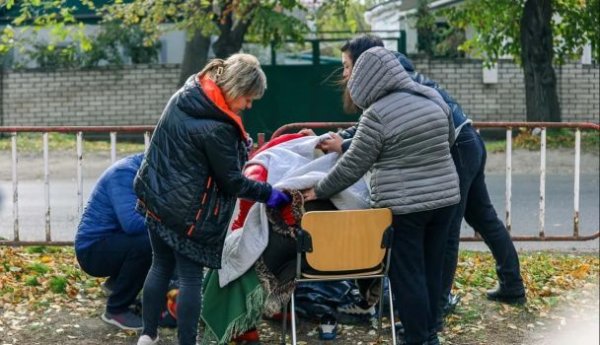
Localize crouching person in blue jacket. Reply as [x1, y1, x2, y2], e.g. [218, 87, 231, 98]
[75, 153, 149, 331]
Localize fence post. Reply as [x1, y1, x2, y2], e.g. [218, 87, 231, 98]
[505, 128, 512, 232]
[271, 42, 277, 66]
[573, 128, 581, 238]
[312, 40, 320, 65]
[397, 30, 407, 54]
[77, 132, 84, 220]
[43, 132, 51, 241]
[11, 132, 19, 241]
[110, 132, 117, 164]
[539, 128, 546, 238]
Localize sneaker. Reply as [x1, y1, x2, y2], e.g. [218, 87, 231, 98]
[137, 334, 159, 345]
[442, 293, 461, 316]
[101, 310, 143, 331]
[394, 321, 406, 343]
[318, 314, 337, 341]
[337, 301, 376, 316]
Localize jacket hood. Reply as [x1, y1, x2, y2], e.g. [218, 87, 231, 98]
[176, 74, 248, 140]
[348, 47, 450, 116]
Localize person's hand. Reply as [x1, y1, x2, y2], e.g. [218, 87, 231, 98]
[302, 188, 317, 201]
[318, 133, 343, 153]
[266, 188, 291, 208]
[299, 128, 316, 136]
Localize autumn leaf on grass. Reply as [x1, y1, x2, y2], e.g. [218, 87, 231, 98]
[571, 264, 590, 279]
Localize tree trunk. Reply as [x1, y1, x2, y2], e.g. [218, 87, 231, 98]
[177, 30, 211, 87]
[212, 8, 252, 59]
[520, 0, 561, 122]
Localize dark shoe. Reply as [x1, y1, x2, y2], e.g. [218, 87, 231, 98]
[428, 330, 440, 345]
[395, 322, 406, 344]
[442, 293, 461, 316]
[101, 310, 143, 331]
[486, 285, 526, 305]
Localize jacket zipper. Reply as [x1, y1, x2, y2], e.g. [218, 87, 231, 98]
[213, 186, 220, 216]
[187, 176, 212, 237]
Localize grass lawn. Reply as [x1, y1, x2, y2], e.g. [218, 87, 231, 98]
[1, 128, 598, 154]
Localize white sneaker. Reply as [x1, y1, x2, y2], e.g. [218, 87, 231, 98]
[137, 334, 159, 345]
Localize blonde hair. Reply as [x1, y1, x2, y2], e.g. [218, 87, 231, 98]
[199, 53, 267, 100]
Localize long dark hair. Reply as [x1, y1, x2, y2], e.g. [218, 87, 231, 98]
[340, 35, 385, 114]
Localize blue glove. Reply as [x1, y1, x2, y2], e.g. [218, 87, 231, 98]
[266, 188, 291, 208]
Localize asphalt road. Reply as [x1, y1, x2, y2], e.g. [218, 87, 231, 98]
[0, 173, 597, 243]
[0, 149, 598, 250]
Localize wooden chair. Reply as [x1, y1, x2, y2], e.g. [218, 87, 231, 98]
[281, 208, 396, 345]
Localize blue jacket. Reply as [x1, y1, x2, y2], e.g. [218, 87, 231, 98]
[75, 153, 146, 251]
[394, 52, 470, 132]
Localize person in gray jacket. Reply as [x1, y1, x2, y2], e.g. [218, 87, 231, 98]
[322, 35, 526, 320]
[303, 47, 460, 345]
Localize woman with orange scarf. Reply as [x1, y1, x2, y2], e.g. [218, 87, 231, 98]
[134, 54, 290, 345]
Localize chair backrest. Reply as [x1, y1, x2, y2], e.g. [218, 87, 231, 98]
[299, 208, 392, 275]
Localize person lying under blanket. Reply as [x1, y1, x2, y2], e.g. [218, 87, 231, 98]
[200, 133, 374, 344]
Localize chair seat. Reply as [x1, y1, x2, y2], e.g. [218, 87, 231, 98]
[300, 267, 384, 280]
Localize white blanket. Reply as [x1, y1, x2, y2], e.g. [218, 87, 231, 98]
[218, 135, 370, 287]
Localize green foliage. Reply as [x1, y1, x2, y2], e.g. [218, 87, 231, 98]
[314, 0, 369, 33]
[1, 1, 160, 69]
[83, 21, 161, 66]
[415, 0, 437, 56]
[513, 128, 600, 152]
[23, 41, 82, 69]
[27, 263, 50, 275]
[25, 245, 50, 254]
[443, 0, 598, 65]
[49, 275, 68, 294]
[24, 276, 41, 287]
[415, 0, 465, 58]
[2, 0, 349, 70]
[246, 4, 308, 47]
[0, 0, 93, 60]
[103, 0, 314, 49]
[485, 128, 599, 153]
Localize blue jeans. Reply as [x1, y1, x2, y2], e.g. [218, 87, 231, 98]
[142, 221, 204, 345]
[441, 125, 524, 307]
[76, 231, 151, 314]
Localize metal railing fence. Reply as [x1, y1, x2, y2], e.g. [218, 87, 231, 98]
[271, 121, 600, 242]
[0, 121, 598, 245]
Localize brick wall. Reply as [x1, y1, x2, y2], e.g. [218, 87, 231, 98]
[1, 64, 180, 126]
[1, 61, 598, 131]
[411, 59, 599, 123]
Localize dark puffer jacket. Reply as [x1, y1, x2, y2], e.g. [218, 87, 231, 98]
[134, 74, 272, 268]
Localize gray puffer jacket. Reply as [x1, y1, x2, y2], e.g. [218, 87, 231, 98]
[315, 47, 460, 214]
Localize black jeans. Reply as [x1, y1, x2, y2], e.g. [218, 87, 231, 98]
[441, 125, 525, 307]
[76, 231, 152, 314]
[389, 205, 455, 344]
[141, 223, 204, 345]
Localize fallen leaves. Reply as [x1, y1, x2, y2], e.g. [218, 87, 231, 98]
[0, 247, 597, 345]
[0, 246, 104, 315]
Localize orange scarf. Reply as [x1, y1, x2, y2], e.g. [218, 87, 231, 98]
[198, 75, 249, 140]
